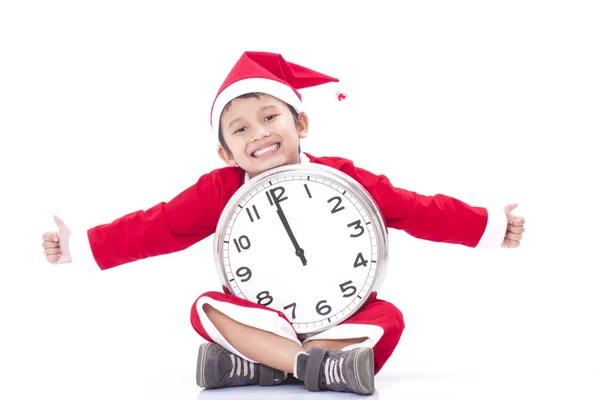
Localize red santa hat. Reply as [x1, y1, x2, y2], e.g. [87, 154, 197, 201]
[210, 51, 339, 137]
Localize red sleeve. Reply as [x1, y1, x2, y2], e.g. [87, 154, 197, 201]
[307, 155, 488, 247]
[87, 166, 244, 270]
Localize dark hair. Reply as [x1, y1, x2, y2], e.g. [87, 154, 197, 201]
[218, 92, 300, 155]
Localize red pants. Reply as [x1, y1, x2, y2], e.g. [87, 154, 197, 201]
[190, 291, 405, 375]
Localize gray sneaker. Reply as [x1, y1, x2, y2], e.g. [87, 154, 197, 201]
[296, 347, 375, 395]
[196, 343, 286, 389]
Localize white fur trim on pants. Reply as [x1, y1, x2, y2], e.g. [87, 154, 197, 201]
[302, 324, 385, 351]
[196, 296, 302, 363]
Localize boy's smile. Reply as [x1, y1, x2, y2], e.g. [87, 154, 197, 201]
[218, 93, 309, 178]
[250, 141, 280, 159]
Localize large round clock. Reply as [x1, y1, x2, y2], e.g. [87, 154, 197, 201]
[213, 162, 389, 335]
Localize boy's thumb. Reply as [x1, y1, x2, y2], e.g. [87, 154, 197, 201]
[54, 215, 67, 230]
[503, 203, 518, 215]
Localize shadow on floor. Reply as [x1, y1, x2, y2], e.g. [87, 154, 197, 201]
[197, 378, 379, 399]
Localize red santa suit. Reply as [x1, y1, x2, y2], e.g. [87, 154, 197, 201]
[71, 152, 507, 375]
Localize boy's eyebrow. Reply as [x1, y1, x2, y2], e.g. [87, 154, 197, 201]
[227, 105, 279, 129]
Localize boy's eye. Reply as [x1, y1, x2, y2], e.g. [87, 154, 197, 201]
[264, 115, 277, 122]
[233, 127, 246, 134]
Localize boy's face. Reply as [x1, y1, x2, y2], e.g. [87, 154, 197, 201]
[218, 94, 309, 178]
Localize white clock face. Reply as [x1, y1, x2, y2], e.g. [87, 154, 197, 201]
[217, 169, 384, 334]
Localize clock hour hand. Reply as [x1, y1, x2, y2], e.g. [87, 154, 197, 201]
[275, 207, 307, 266]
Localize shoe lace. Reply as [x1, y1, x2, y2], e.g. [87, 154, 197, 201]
[229, 353, 255, 379]
[324, 356, 346, 385]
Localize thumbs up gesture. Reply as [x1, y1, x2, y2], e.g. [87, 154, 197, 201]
[41, 216, 73, 264]
[502, 203, 525, 248]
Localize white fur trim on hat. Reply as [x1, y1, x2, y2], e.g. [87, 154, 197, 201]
[211, 78, 304, 137]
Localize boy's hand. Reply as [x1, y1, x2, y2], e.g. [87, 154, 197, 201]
[502, 203, 525, 248]
[42, 215, 73, 264]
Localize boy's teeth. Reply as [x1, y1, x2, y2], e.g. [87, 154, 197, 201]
[253, 143, 279, 157]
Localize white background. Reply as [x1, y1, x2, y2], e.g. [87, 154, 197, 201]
[1, 1, 599, 399]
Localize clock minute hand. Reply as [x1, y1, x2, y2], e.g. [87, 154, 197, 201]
[275, 204, 307, 266]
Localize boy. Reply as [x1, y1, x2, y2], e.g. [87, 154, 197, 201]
[41, 51, 525, 396]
